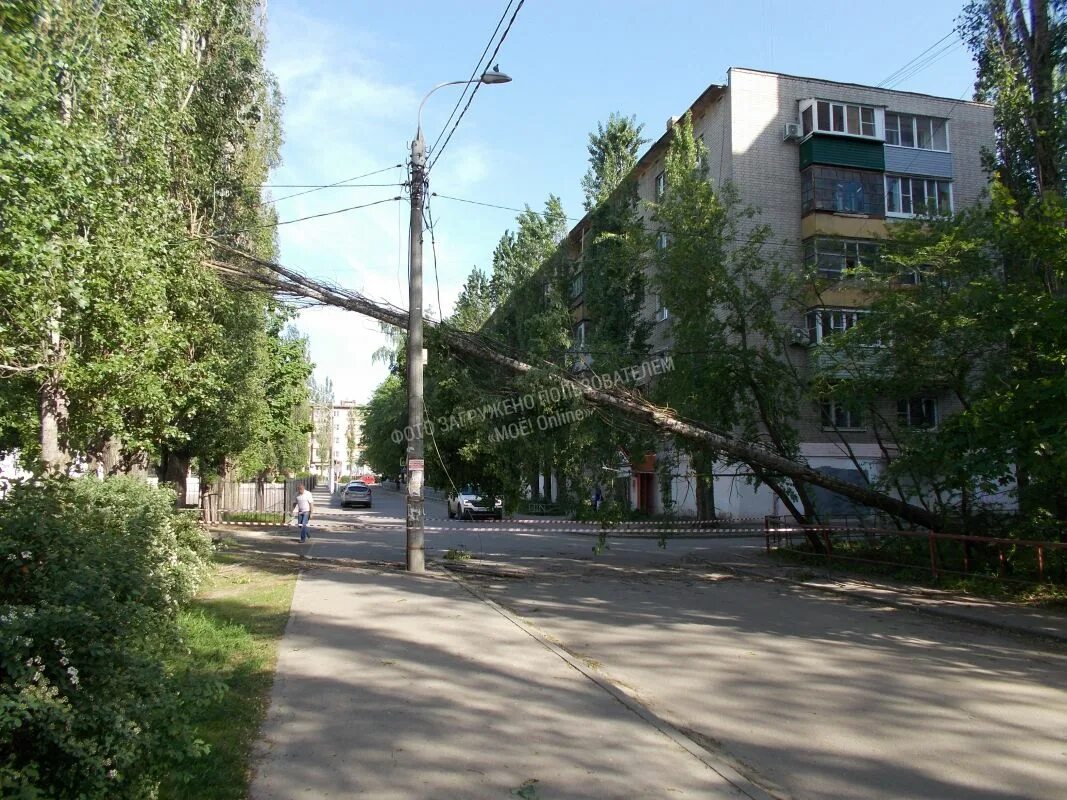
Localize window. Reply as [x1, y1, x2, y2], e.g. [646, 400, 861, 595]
[806, 308, 869, 344]
[820, 398, 865, 430]
[655, 297, 669, 322]
[897, 396, 939, 428]
[885, 175, 952, 216]
[885, 113, 949, 151]
[803, 238, 880, 279]
[801, 99, 880, 138]
[801, 166, 886, 216]
[574, 320, 587, 348]
[655, 231, 669, 251]
[569, 271, 584, 300]
[654, 171, 666, 199]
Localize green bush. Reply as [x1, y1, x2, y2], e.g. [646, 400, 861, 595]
[0, 477, 215, 798]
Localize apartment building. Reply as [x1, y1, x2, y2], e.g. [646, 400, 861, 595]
[565, 67, 994, 518]
[309, 400, 367, 479]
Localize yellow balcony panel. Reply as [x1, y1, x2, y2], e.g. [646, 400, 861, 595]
[803, 286, 873, 308]
[801, 213, 888, 240]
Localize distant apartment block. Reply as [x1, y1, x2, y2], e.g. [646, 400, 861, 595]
[310, 400, 366, 478]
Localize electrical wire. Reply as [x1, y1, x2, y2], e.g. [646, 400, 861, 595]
[205, 196, 402, 240]
[428, 0, 516, 157]
[883, 41, 965, 90]
[425, 198, 445, 322]
[877, 31, 956, 87]
[261, 165, 403, 205]
[430, 191, 946, 256]
[262, 182, 402, 189]
[428, 0, 525, 173]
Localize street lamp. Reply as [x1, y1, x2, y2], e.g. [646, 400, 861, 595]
[405, 67, 511, 573]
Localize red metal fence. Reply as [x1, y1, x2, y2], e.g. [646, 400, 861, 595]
[764, 517, 1067, 584]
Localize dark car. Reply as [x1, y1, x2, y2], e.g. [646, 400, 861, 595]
[341, 480, 372, 508]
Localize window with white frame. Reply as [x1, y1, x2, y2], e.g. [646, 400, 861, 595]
[885, 175, 953, 216]
[884, 113, 949, 151]
[820, 397, 865, 430]
[897, 395, 939, 428]
[800, 99, 880, 138]
[803, 238, 880, 279]
[574, 320, 587, 348]
[655, 296, 669, 322]
[805, 308, 870, 344]
[655, 231, 669, 251]
[654, 171, 666, 199]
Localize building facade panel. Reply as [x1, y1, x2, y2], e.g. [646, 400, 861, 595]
[884, 145, 954, 179]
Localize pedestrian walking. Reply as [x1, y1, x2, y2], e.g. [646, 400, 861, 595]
[593, 484, 603, 512]
[292, 484, 314, 543]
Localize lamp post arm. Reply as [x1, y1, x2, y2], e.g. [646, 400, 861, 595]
[416, 79, 477, 139]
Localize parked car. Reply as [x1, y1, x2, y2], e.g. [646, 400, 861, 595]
[341, 480, 372, 508]
[448, 485, 503, 520]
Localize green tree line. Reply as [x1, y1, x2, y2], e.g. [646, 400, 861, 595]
[0, 0, 313, 497]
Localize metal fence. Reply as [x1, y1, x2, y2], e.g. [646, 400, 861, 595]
[764, 517, 1067, 584]
[197, 475, 317, 523]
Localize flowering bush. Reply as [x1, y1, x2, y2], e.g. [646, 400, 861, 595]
[0, 477, 215, 798]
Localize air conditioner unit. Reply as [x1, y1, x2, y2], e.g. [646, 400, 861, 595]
[790, 325, 811, 347]
[783, 122, 803, 142]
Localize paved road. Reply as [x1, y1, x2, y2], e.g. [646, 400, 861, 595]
[252, 485, 1067, 799]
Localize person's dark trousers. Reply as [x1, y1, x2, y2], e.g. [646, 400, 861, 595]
[297, 511, 310, 542]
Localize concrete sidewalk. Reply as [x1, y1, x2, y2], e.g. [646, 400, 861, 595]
[250, 561, 768, 800]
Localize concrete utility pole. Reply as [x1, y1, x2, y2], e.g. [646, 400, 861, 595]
[405, 67, 511, 573]
[405, 133, 427, 572]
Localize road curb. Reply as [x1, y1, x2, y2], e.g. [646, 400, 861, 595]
[440, 566, 788, 800]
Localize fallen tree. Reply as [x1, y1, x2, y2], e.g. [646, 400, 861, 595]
[207, 241, 945, 531]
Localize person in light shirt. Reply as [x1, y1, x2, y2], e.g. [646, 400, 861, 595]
[292, 485, 314, 543]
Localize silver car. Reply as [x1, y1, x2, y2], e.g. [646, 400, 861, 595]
[341, 480, 372, 508]
[448, 485, 503, 520]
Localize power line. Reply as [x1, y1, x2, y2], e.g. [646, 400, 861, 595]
[428, 0, 525, 173]
[432, 191, 585, 222]
[424, 198, 444, 322]
[431, 190, 946, 256]
[884, 41, 965, 90]
[261, 165, 403, 205]
[428, 0, 515, 156]
[877, 31, 956, 87]
[203, 196, 401, 241]
[262, 182, 401, 189]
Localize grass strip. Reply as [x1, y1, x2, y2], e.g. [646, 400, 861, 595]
[160, 537, 299, 800]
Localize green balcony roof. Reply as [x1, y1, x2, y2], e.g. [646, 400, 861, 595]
[800, 135, 885, 172]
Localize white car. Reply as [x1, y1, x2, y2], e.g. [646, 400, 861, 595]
[448, 485, 503, 520]
[341, 480, 372, 508]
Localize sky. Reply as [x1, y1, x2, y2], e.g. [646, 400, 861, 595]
[264, 0, 981, 405]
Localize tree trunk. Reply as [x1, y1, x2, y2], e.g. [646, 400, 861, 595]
[210, 251, 950, 531]
[38, 374, 68, 475]
[695, 472, 716, 521]
[98, 434, 122, 476]
[255, 473, 266, 512]
[38, 308, 69, 474]
[162, 450, 191, 507]
[199, 478, 217, 524]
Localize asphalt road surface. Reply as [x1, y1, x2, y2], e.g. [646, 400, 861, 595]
[270, 485, 1067, 799]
